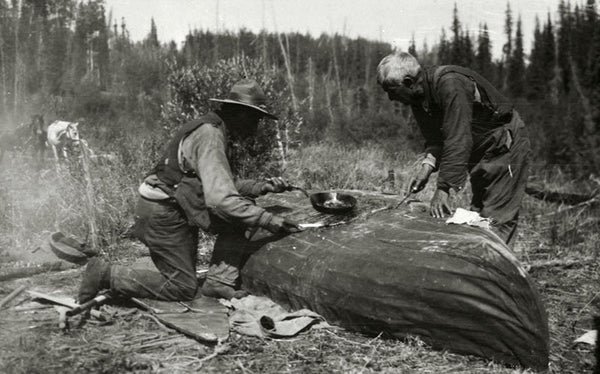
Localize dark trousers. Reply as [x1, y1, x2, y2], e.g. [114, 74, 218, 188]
[470, 113, 531, 249]
[111, 197, 199, 300]
[110, 197, 249, 300]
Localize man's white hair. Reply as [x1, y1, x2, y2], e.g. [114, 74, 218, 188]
[376, 52, 421, 85]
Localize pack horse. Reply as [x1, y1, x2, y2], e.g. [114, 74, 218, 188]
[47, 121, 86, 163]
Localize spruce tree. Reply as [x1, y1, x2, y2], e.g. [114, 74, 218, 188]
[476, 23, 493, 80]
[542, 14, 558, 103]
[501, 2, 513, 92]
[0, 0, 9, 115]
[508, 16, 525, 97]
[146, 17, 159, 48]
[582, 0, 597, 74]
[584, 0, 598, 85]
[408, 33, 417, 58]
[42, 0, 73, 95]
[557, 0, 572, 92]
[450, 3, 462, 65]
[542, 14, 557, 77]
[438, 28, 450, 64]
[462, 31, 474, 68]
[526, 17, 546, 99]
[503, 2, 513, 62]
[68, 0, 109, 87]
[589, 21, 600, 126]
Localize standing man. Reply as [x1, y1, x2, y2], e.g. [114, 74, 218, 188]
[377, 52, 530, 248]
[78, 79, 302, 302]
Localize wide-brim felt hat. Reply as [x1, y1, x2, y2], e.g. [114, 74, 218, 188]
[210, 79, 278, 120]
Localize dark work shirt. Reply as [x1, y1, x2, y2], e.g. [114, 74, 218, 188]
[180, 123, 272, 228]
[411, 65, 514, 191]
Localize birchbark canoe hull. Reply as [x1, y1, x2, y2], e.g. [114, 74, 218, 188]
[241, 191, 549, 370]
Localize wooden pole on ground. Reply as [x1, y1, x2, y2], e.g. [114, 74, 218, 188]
[0, 285, 27, 309]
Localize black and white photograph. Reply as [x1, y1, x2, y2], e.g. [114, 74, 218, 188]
[0, 0, 599, 372]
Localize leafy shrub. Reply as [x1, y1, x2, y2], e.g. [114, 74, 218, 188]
[161, 56, 302, 177]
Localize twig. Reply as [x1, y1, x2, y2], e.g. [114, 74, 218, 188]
[165, 355, 204, 363]
[199, 342, 230, 363]
[366, 332, 383, 346]
[124, 332, 162, 345]
[236, 359, 255, 374]
[140, 312, 172, 332]
[324, 329, 371, 347]
[131, 297, 163, 314]
[138, 336, 183, 350]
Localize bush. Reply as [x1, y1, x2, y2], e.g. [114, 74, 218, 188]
[161, 56, 302, 178]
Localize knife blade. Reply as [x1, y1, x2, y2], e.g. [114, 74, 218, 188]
[288, 185, 310, 198]
[298, 221, 346, 229]
[394, 192, 413, 209]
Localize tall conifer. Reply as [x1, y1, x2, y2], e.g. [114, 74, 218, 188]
[476, 23, 493, 80]
[508, 16, 525, 97]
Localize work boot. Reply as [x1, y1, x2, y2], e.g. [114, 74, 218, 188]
[201, 279, 248, 299]
[78, 258, 111, 304]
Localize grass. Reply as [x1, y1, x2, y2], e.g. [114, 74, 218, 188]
[0, 141, 599, 373]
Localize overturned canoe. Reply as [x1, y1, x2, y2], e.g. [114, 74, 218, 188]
[241, 190, 549, 371]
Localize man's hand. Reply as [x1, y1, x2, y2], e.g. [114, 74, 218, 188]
[261, 177, 291, 194]
[407, 164, 434, 194]
[265, 215, 304, 234]
[430, 189, 452, 218]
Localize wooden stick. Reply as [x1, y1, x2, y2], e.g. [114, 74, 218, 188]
[526, 257, 596, 270]
[27, 290, 104, 320]
[0, 285, 27, 309]
[80, 141, 99, 251]
[307, 57, 315, 117]
[130, 297, 164, 314]
[275, 29, 298, 114]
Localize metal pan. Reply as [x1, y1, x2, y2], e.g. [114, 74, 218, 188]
[310, 192, 357, 214]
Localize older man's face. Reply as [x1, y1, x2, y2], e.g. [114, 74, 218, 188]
[381, 81, 419, 105]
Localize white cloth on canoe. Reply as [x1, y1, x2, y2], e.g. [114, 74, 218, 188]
[221, 295, 329, 338]
[574, 330, 597, 346]
[446, 208, 491, 229]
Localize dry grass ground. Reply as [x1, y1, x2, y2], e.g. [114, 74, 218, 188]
[0, 146, 599, 373]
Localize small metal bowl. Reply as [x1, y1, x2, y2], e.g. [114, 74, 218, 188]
[310, 192, 357, 214]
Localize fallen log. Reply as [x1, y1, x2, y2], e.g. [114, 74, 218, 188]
[526, 257, 596, 270]
[240, 190, 549, 371]
[0, 261, 75, 282]
[525, 185, 597, 205]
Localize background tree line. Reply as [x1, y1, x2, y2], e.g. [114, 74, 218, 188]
[0, 0, 598, 175]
